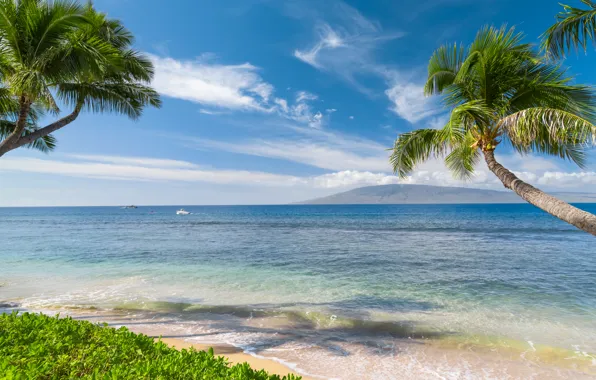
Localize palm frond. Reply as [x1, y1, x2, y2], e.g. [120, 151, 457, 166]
[57, 81, 161, 120]
[30, 0, 86, 60]
[82, 6, 133, 49]
[118, 49, 154, 82]
[498, 107, 596, 146]
[444, 131, 481, 180]
[424, 43, 466, 96]
[39, 35, 122, 82]
[468, 25, 532, 57]
[507, 130, 588, 169]
[542, 0, 596, 59]
[390, 129, 450, 178]
[0, 0, 21, 63]
[448, 100, 495, 132]
[507, 60, 596, 120]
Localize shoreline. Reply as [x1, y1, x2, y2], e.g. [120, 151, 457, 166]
[0, 305, 316, 379]
[13, 307, 319, 379]
[157, 337, 315, 380]
[3, 305, 596, 379]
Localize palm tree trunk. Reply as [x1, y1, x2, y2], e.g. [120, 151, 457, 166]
[0, 97, 31, 157]
[483, 149, 596, 236]
[10, 105, 82, 153]
[0, 101, 83, 158]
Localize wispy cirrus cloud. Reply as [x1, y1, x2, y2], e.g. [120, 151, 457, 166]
[2, 154, 593, 193]
[199, 139, 391, 171]
[0, 155, 401, 190]
[0, 156, 301, 186]
[291, 0, 440, 124]
[294, 24, 347, 69]
[189, 118, 394, 172]
[68, 154, 199, 169]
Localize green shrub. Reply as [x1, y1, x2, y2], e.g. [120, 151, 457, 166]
[0, 312, 301, 380]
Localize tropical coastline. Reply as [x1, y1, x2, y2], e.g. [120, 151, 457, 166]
[2, 204, 595, 379]
[2, 0, 596, 378]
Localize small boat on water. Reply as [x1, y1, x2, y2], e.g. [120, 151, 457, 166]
[176, 209, 190, 215]
[122, 205, 137, 209]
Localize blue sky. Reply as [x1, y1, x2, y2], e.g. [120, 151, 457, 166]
[1, 0, 596, 206]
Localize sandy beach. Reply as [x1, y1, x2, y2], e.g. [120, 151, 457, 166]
[158, 338, 312, 379]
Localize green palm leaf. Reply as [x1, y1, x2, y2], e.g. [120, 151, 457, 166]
[444, 132, 481, 180]
[0, 0, 160, 156]
[392, 24, 596, 182]
[543, 0, 596, 59]
[425, 43, 466, 96]
[390, 129, 449, 179]
[499, 107, 595, 146]
[57, 81, 161, 120]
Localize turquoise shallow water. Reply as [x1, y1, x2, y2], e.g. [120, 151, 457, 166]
[1, 204, 595, 379]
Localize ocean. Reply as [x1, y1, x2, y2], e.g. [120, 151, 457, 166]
[1, 204, 595, 379]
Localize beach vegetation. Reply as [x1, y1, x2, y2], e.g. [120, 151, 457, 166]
[0, 0, 160, 157]
[0, 312, 300, 379]
[390, 25, 596, 235]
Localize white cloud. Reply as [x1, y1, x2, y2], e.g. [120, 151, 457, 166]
[294, 24, 346, 69]
[310, 111, 324, 128]
[0, 155, 399, 189]
[274, 98, 289, 113]
[0, 156, 302, 186]
[150, 54, 325, 128]
[538, 171, 596, 187]
[2, 152, 595, 207]
[312, 170, 400, 188]
[0, 154, 491, 191]
[384, 80, 439, 123]
[500, 155, 561, 172]
[427, 115, 449, 130]
[296, 91, 318, 103]
[199, 139, 390, 171]
[292, 1, 442, 124]
[283, 97, 326, 128]
[198, 109, 227, 115]
[68, 154, 199, 169]
[294, 20, 402, 94]
[150, 55, 271, 111]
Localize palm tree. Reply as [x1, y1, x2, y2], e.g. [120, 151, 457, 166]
[0, 0, 161, 157]
[390, 26, 596, 235]
[543, 0, 596, 59]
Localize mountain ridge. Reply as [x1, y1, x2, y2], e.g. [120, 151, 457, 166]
[297, 184, 596, 204]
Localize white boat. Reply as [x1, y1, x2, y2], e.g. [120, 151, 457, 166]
[176, 209, 190, 215]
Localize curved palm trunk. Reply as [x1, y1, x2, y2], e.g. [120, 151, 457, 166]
[484, 150, 596, 236]
[0, 97, 31, 157]
[11, 105, 82, 152]
[0, 103, 82, 158]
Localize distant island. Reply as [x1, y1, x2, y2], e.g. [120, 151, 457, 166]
[297, 184, 596, 205]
